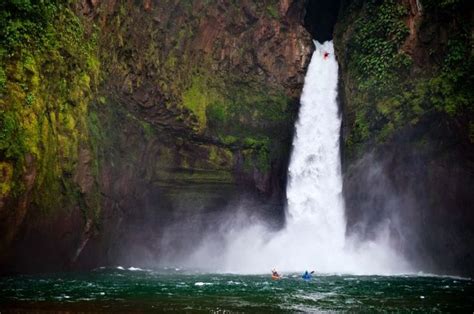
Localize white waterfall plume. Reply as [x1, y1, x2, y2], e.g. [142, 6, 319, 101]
[183, 41, 411, 275]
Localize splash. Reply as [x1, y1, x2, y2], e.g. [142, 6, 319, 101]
[183, 41, 411, 275]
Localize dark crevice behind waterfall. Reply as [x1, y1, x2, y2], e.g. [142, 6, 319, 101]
[303, 0, 341, 42]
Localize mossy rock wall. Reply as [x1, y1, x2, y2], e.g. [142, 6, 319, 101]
[0, 0, 313, 272]
[0, 1, 102, 272]
[93, 0, 311, 183]
[334, 0, 474, 276]
[82, 0, 312, 265]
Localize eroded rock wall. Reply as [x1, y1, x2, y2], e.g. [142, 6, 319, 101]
[0, 0, 313, 272]
[0, 1, 101, 273]
[334, 0, 474, 275]
[82, 0, 313, 266]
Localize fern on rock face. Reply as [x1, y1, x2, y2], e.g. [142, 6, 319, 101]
[335, 0, 473, 157]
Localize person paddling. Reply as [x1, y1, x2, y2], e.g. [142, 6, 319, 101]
[302, 270, 314, 280]
[271, 269, 281, 280]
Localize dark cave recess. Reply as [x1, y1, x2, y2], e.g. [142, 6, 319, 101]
[304, 0, 341, 42]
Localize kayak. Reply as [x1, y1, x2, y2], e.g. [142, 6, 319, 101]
[301, 273, 313, 280]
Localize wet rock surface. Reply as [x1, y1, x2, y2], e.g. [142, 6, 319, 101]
[0, 0, 313, 272]
[335, 0, 474, 276]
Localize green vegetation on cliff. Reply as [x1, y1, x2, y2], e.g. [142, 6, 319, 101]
[336, 0, 473, 157]
[0, 0, 100, 215]
[179, 66, 292, 174]
[337, 0, 474, 277]
[100, 0, 300, 176]
[0, 0, 310, 271]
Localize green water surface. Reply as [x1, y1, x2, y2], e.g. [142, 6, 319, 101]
[0, 267, 473, 312]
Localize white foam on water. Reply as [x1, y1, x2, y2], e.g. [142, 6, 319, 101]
[128, 267, 145, 271]
[194, 282, 212, 286]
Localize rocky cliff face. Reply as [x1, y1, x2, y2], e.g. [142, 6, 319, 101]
[0, 0, 312, 272]
[85, 0, 313, 267]
[0, 1, 101, 273]
[334, 0, 473, 275]
[3, 0, 471, 277]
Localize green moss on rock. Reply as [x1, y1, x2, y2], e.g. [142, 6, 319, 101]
[336, 0, 473, 158]
[0, 1, 101, 217]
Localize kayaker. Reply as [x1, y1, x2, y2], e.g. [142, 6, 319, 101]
[302, 270, 314, 280]
[272, 269, 280, 278]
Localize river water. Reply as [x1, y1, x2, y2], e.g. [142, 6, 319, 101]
[1, 267, 473, 312]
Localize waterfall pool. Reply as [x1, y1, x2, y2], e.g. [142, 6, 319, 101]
[1, 267, 473, 312]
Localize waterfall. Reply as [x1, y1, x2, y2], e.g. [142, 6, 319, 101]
[186, 41, 411, 274]
[272, 40, 347, 271]
[286, 40, 345, 248]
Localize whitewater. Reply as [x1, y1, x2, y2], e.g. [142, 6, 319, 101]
[183, 41, 411, 275]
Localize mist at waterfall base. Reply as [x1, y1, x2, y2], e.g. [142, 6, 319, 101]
[175, 41, 411, 275]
